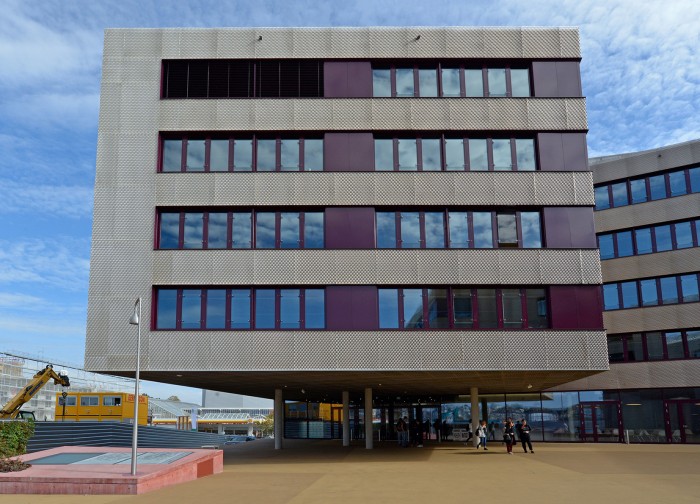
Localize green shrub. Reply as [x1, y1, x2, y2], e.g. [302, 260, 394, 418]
[0, 419, 35, 458]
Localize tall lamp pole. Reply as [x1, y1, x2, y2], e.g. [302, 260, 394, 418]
[129, 297, 142, 476]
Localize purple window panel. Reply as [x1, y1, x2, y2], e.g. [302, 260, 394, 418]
[324, 133, 374, 172]
[531, 61, 582, 97]
[325, 286, 379, 330]
[555, 61, 583, 97]
[543, 207, 597, 248]
[323, 62, 372, 98]
[537, 133, 588, 171]
[549, 286, 604, 330]
[325, 207, 376, 249]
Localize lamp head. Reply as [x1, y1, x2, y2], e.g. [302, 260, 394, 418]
[129, 298, 141, 325]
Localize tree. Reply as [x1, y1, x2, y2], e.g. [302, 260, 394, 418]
[260, 413, 274, 437]
[167, 395, 180, 402]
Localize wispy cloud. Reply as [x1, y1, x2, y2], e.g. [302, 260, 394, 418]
[0, 180, 92, 219]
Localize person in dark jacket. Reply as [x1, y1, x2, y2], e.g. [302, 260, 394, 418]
[520, 418, 534, 453]
[503, 418, 515, 454]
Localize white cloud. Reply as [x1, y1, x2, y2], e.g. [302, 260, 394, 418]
[0, 180, 92, 219]
[0, 292, 44, 307]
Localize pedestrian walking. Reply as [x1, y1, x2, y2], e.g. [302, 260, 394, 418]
[520, 418, 534, 453]
[396, 417, 406, 447]
[515, 419, 523, 442]
[476, 420, 488, 450]
[434, 418, 442, 442]
[503, 418, 515, 454]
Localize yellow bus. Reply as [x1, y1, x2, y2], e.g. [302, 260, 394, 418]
[55, 392, 149, 425]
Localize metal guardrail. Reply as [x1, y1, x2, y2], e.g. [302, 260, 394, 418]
[26, 421, 227, 453]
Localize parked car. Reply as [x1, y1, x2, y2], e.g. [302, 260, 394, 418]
[224, 435, 248, 445]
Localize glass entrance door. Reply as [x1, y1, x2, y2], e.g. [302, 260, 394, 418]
[579, 402, 623, 442]
[665, 400, 700, 444]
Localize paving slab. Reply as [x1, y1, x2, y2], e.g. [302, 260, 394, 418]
[1, 440, 699, 504]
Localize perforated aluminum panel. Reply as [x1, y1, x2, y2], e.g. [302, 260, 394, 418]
[603, 303, 700, 335]
[601, 248, 700, 282]
[594, 193, 700, 233]
[105, 27, 581, 60]
[156, 172, 595, 208]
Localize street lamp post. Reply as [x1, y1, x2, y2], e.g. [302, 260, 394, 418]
[128, 297, 142, 476]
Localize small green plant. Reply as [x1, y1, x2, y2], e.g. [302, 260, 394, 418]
[0, 419, 35, 472]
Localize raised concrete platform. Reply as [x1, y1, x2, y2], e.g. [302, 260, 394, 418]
[0, 446, 223, 495]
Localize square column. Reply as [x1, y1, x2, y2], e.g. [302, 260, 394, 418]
[342, 391, 350, 447]
[470, 386, 479, 448]
[274, 388, 284, 450]
[364, 387, 373, 449]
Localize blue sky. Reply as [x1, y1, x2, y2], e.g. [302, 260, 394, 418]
[0, 0, 698, 403]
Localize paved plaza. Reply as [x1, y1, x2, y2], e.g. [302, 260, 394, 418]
[4, 439, 700, 503]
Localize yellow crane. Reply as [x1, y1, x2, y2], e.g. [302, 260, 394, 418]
[0, 364, 70, 420]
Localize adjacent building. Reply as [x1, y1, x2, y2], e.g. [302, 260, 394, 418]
[86, 27, 607, 448]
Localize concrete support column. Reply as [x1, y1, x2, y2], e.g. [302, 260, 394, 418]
[364, 387, 373, 449]
[274, 388, 284, 450]
[470, 386, 479, 447]
[217, 424, 224, 435]
[481, 398, 489, 423]
[342, 391, 350, 447]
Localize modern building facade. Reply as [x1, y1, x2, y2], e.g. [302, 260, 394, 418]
[549, 139, 700, 443]
[86, 27, 607, 448]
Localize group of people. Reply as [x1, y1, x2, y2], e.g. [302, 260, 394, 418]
[503, 418, 535, 454]
[395, 416, 425, 447]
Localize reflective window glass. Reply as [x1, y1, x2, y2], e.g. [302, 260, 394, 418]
[397, 139, 418, 171]
[233, 139, 253, 171]
[255, 290, 275, 329]
[515, 139, 535, 171]
[444, 138, 465, 171]
[280, 289, 300, 329]
[608, 335, 625, 362]
[510, 69, 530, 97]
[660, 276, 679, 304]
[630, 178, 647, 203]
[646, 332, 664, 360]
[421, 139, 441, 171]
[487, 68, 506, 96]
[441, 68, 461, 96]
[303, 212, 324, 248]
[649, 175, 666, 200]
[418, 69, 438, 97]
[640, 279, 658, 306]
[680, 274, 699, 302]
[492, 139, 512, 170]
[160, 213, 180, 249]
[378, 289, 399, 328]
[617, 231, 633, 257]
[654, 225, 672, 251]
[183, 212, 204, 249]
[231, 289, 250, 329]
[186, 139, 205, 171]
[232, 212, 252, 248]
[520, 212, 541, 248]
[603, 283, 620, 310]
[305, 289, 325, 329]
[304, 139, 323, 171]
[635, 228, 652, 255]
[427, 289, 448, 328]
[477, 289, 497, 328]
[675, 222, 693, 249]
[598, 234, 615, 259]
[473, 212, 493, 248]
[611, 182, 629, 207]
[453, 289, 473, 328]
[468, 139, 488, 171]
[594, 186, 610, 210]
[395, 68, 415, 97]
[156, 289, 177, 329]
[255, 212, 276, 248]
[502, 289, 522, 328]
[526, 288, 548, 328]
[372, 69, 391, 97]
[280, 139, 300, 171]
[687, 330, 700, 359]
[400, 212, 421, 248]
[621, 281, 639, 308]
[424, 212, 446, 248]
[181, 289, 202, 329]
[690, 167, 700, 193]
[376, 212, 397, 248]
[207, 213, 228, 249]
[668, 170, 687, 196]
[403, 289, 424, 329]
[496, 213, 517, 247]
[464, 69, 483, 97]
[374, 139, 394, 171]
[665, 332, 685, 359]
[206, 289, 226, 329]
[256, 139, 276, 171]
[162, 139, 182, 172]
[627, 333, 644, 361]
[210, 140, 229, 171]
[280, 212, 300, 249]
[448, 211, 469, 248]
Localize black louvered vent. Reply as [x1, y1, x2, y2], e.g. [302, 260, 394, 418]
[163, 60, 324, 98]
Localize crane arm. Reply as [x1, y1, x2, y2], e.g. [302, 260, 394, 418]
[0, 364, 70, 419]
